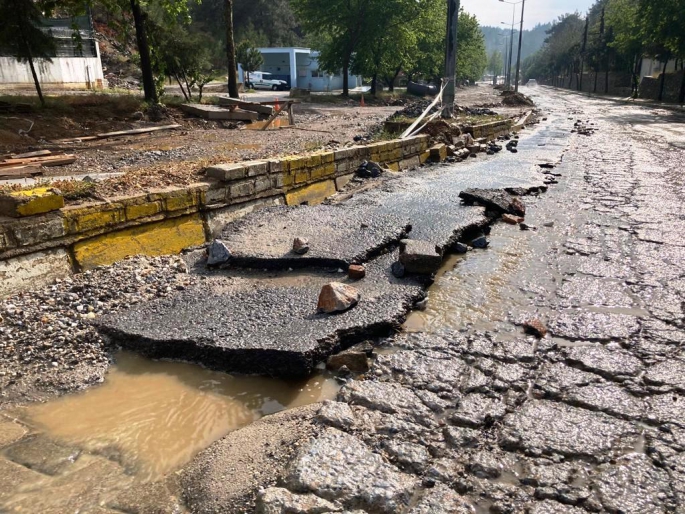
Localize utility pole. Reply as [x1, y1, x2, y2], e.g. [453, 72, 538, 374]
[507, 24, 515, 88]
[442, 0, 460, 118]
[514, 0, 525, 92]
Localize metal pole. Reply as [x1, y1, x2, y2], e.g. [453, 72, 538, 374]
[442, 0, 460, 118]
[508, 26, 514, 87]
[514, 0, 525, 92]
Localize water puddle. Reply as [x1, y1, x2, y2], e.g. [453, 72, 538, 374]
[404, 227, 539, 333]
[16, 352, 339, 482]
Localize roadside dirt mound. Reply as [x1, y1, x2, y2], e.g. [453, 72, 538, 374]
[501, 91, 535, 107]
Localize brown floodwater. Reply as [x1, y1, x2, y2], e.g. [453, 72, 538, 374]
[21, 352, 339, 481]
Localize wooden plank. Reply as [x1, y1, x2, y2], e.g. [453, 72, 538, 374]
[10, 150, 52, 159]
[257, 100, 301, 105]
[0, 165, 42, 179]
[217, 97, 274, 115]
[51, 135, 100, 144]
[0, 154, 76, 168]
[260, 109, 283, 131]
[96, 124, 181, 139]
[180, 104, 258, 121]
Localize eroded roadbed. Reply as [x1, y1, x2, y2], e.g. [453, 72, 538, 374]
[98, 254, 426, 377]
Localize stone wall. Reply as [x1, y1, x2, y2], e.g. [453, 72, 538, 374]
[0, 135, 432, 296]
[638, 70, 685, 103]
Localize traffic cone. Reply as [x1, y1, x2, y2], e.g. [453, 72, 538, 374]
[274, 98, 280, 111]
[360, 94, 365, 107]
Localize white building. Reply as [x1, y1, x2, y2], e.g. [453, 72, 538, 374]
[0, 16, 105, 91]
[238, 47, 361, 92]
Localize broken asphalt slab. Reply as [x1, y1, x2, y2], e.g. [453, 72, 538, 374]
[220, 203, 411, 269]
[96, 253, 425, 378]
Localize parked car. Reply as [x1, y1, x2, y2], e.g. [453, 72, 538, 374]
[245, 72, 289, 91]
[526, 79, 538, 87]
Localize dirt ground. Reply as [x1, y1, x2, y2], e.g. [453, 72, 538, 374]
[0, 86, 529, 200]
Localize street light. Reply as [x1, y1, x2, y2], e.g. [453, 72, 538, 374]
[500, 20, 516, 88]
[499, 0, 524, 92]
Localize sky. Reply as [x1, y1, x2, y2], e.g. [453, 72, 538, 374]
[461, 0, 596, 30]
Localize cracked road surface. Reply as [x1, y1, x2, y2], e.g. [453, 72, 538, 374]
[184, 87, 685, 513]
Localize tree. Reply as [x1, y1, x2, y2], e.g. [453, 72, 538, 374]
[0, 0, 57, 106]
[224, 0, 239, 98]
[292, 0, 372, 96]
[637, 0, 685, 102]
[456, 9, 488, 84]
[488, 50, 504, 84]
[236, 40, 264, 87]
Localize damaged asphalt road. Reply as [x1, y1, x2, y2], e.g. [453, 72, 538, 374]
[97, 123, 556, 377]
[178, 87, 685, 514]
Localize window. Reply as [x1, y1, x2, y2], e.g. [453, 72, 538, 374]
[311, 69, 323, 78]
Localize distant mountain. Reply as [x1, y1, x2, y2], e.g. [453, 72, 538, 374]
[481, 23, 551, 64]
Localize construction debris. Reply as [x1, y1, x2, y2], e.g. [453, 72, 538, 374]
[51, 124, 181, 144]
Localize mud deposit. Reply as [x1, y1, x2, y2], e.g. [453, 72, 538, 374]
[0, 352, 338, 511]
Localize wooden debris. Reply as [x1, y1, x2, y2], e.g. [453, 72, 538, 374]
[217, 97, 274, 115]
[0, 154, 76, 169]
[180, 104, 258, 121]
[10, 150, 52, 159]
[51, 124, 181, 144]
[95, 124, 181, 139]
[0, 165, 42, 180]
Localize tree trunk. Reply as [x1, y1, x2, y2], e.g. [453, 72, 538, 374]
[342, 59, 350, 97]
[224, 0, 239, 98]
[370, 73, 377, 95]
[679, 67, 685, 104]
[130, 0, 157, 103]
[26, 53, 45, 107]
[631, 54, 641, 97]
[593, 70, 598, 93]
[659, 58, 668, 102]
[175, 74, 190, 102]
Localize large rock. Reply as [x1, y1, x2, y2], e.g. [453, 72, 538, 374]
[285, 428, 418, 513]
[398, 239, 442, 275]
[459, 188, 528, 216]
[317, 283, 360, 314]
[207, 239, 231, 266]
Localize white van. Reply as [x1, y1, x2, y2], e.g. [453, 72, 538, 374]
[246, 72, 289, 91]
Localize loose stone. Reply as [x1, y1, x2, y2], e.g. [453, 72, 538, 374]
[207, 239, 231, 265]
[399, 239, 443, 275]
[502, 214, 524, 224]
[523, 319, 548, 338]
[292, 237, 310, 255]
[347, 264, 366, 280]
[317, 282, 360, 314]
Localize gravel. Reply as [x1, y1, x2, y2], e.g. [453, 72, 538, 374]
[0, 255, 196, 404]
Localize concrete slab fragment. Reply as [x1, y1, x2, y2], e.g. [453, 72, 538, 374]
[0, 248, 72, 297]
[220, 203, 411, 269]
[96, 254, 425, 377]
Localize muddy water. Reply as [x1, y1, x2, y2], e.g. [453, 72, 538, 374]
[19, 352, 339, 481]
[404, 226, 539, 333]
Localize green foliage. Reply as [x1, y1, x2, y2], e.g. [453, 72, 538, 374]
[293, 0, 488, 94]
[236, 40, 264, 85]
[488, 50, 504, 77]
[457, 9, 487, 83]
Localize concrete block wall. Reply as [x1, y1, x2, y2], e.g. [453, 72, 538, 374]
[0, 135, 431, 296]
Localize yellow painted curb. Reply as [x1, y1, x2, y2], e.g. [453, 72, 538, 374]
[73, 214, 206, 270]
[285, 180, 336, 206]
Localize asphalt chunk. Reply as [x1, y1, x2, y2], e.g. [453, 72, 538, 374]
[96, 254, 425, 378]
[220, 203, 412, 269]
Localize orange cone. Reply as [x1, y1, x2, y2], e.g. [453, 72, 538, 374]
[360, 94, 365, 107]
[274, 98, 280, 111]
